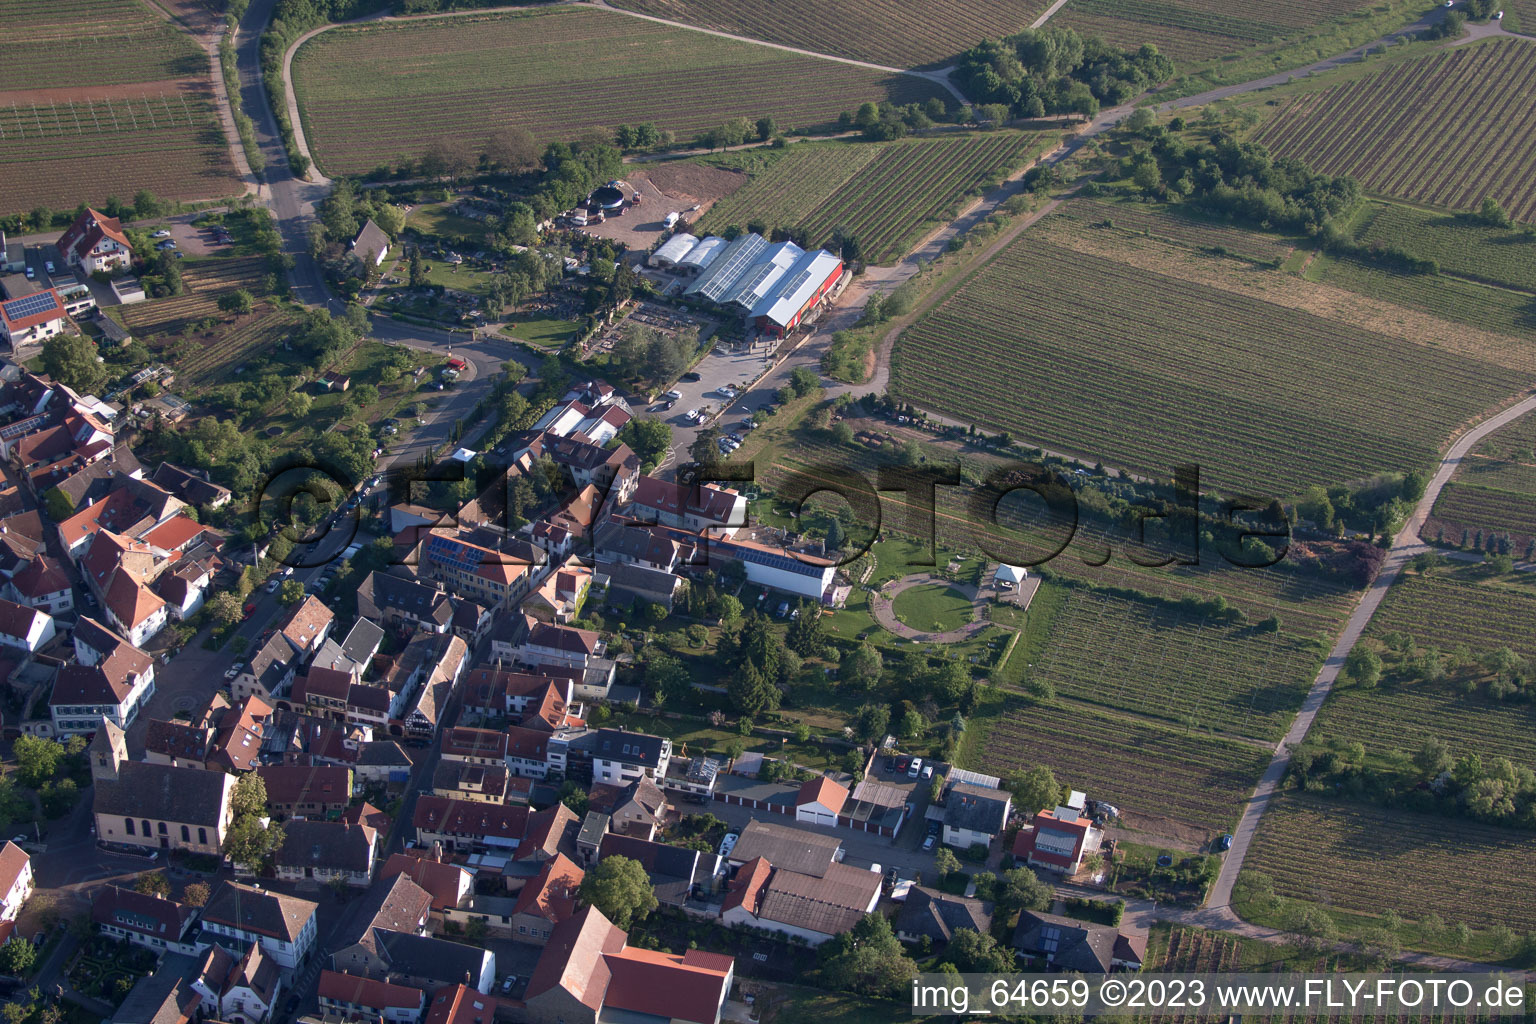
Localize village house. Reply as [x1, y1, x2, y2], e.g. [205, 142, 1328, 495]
[0, 839, 32, 944]
[50, 622, 155, 734]
[274, 819, 378, 888]
[317, 970, 425, 1024]
[201, 881, 319, 971]
[92, 885, 200, 955]
[188, 943, 283, 1024]
[942, 781, 1012, 850]
[256, 763, 354, 820]
[0, 595, 54, 653]
[57, 208, 132, 273]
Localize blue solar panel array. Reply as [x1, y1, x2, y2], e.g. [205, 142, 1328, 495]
[1, 291, 60, 322]
[729, 543, 825, 578]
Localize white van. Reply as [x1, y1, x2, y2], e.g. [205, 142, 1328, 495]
[664, 212, 681, 228]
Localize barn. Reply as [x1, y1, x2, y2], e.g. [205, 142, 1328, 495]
[751, 249, 844, 337]
[795, 776, 849, 827]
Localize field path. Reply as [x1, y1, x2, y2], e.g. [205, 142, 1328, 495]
[1200, 392, 1536, 920]
[1030, 0, 1074, 29]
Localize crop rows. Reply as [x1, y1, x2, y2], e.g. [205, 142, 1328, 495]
[0, 100, 237, 217]
[1255, 40, 1536, 223]
[1317, 256, 1536, 345]
[177, 307, 303, 388]
[1427, 481, 1536, 545]
[1364, 571, 1536, 660]
[798, 133, 1042, 262]
[292, 7, 943, 177]
[1355, 201, 1536, 293]
[890, 236, 1527, 497]
[606, 0, 1049, 69]
[1056, 0, 1376, 63]
[1066, 197, 1299, 263]
[1245, 794, 1536, 930]
[973, 694, 1270, 831]
[1028, 588, 1316, 741]
[115, 258, 268, 340]
[697, 144, 885, 237]
[1311, 669, 1536, 765]
[0, 0, 203, 91]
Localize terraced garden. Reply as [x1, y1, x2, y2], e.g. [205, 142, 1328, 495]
[698, 133, 1045, 262]
[1030, 588, 1319, 742]
[971, 693, 1270, 832]
[1053, 0, 1384, 63]
[605, 0, 1050, 68]
[1244, 794, 1536, 931]
[291, 6, 945, 178]
[0, 0, 239, 216]
[889, 231, 1530, 497]
[1254, 39, 1536, 223]
[112, 258, 269, 341]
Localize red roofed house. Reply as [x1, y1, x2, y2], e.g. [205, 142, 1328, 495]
[50, 625, 155, 735]
[6, 555, 74, 615]
[509, 853, 583, 946]
[0, 840, 33, 945]
[424, 984, 505, 1024]
[795, 775, 850, 828]
[523, 905, 734, 1024]
[379, 851, 474, 917]
[318, 969, 425, 1024]
[1013, 806, 1104, 875]
[256, 764, 354, 820]
[0, 595, 55, 653]
[57, 208, 132, 274]
[412, 796, 528, 855]
[0, 288, 70, 352]
[92, 883, 197, 954]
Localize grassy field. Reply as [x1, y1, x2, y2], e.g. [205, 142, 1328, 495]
[1069, 195, 1302, 264]
[1253, 39, 1536, 223]
[697, 133, 1046, 262]
[1244, 793, 1536, 934]
[1312, 253, 1536, 342]
[890, 582, 974, 632]
[889, 210, 1533, 498]
[291, 6, 946, 178]
[605, 0, 1050, 69]
[500, 314, 581, 350]
[0, 0, 240, 216]
[1352, 201, 1536, 292]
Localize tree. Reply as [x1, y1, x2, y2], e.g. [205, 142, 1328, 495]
[484, 126, 541, 171]
[840, 643, 883, 689]
[819, 913, 918, 999]
[0, 935, 36, 974]
[1343, 647, 1382, 689]
[716, 593, 743, 629]
[133, 190, 163, 219]
[898, 708, 926, 739]
[643, 651, 693, 707]
[579, 855, 658, 930]
[995, 866, 1053, 918]
[224, 814, 283, 871]
[1005, 765, 1060, 815]
[933, 846, 961, 878]
[207, 591, 243, 627]
[230, 771, 268, 819]
[134, 871, 171, 898]
[727, 662, 780, 717]
[943, 928, 1016, 973]
[218, 289, 254, 315]
[755, 116, 776, 141]
[785, 604, 826, 658]
[41, 333, 107, 394]
[279, 579, 306, 605]
[849, 703, 890, 743]
[14, 734, 62, 788]
[181, 882, 210, 907]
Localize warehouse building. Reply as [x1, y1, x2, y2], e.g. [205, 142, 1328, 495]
[681, 232, 843, 338]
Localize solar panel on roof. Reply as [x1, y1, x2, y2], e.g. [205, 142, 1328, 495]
[2, 291, 60, 321]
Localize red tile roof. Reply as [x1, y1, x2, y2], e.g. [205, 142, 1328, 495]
[0, 840, 30, 899]
[525, 906, 625, 1011]
[379, 852, 472, 911]
[104, 567, 164, 630]
[602, 945, 732, 1024]
[412, 796, 528, 841]
[57, 208, 131, 260]
[256, 764, 352, 808]
[423, 984, 499, 1024]
[796, 775, 849, 816]
[142, 513, 208, 553]
[721, 855, 771, 916]
[0, 288, 67, 332]
[511, 853, 583, 925]
[318, 969, 424, 1011]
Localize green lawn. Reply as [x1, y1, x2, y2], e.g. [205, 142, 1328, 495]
[501, 313, 581, 349]
[890, 582, 974, 632]
[407, 202, 491, 243]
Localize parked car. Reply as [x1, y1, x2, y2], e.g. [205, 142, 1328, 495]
[719, 832, 739, 858]
[922, 835, 937, 852]
[896, 756, 910, 772]
[908, 757, 923, 778]
[663, 389, 682, 400]
[24, 266, 34, 280]
[884, 758, 895, 773]
[242, 602, 256, 618]
[44, 260, 55, 274]
[1216, 834, 1234, 851]
[681, 371, 702, 382]
[152, 229, 172, 238]
[926, 818, 942, 836]
[921, 765, 934, 780]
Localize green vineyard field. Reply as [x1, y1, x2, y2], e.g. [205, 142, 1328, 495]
[1254, 39, 1536, 223]
[291, 6, 945, 178]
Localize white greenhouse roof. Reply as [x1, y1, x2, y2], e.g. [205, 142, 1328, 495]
[751, 249, 841, 327]
[651, 233, 699, 266]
